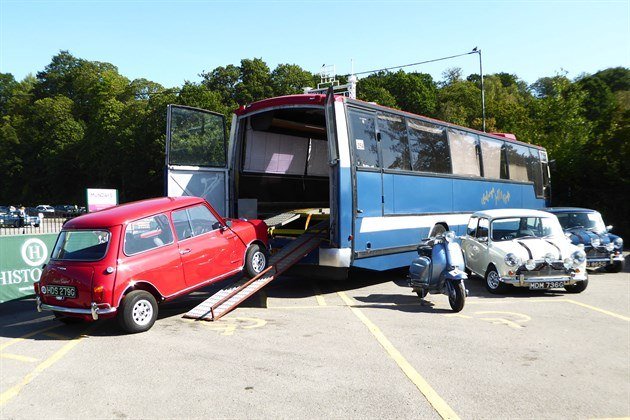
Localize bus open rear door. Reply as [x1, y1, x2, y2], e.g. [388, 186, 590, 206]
[165, 105, 229, 216]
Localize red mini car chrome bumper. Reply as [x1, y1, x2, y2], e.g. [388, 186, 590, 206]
[36, 296, 116, 320]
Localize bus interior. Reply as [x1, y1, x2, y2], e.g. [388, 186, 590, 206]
[233, 107, 332, 236]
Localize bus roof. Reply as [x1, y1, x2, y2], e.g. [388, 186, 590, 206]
[235, 94, 545, 151]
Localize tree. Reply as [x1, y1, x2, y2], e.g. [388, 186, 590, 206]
[271, 64, 313, 96]
[235, 58, 273, 104]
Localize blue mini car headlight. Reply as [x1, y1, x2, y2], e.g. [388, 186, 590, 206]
[614, 238, 623, 249]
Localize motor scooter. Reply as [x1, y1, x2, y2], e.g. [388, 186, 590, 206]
[409, 231, 468, 312]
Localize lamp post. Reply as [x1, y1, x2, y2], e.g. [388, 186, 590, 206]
[472, 47, 486, 132]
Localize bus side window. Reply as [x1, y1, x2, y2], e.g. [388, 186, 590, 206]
[479, 136, 503, 179]
[348, 109, 379, 168]
[449, 129, 481, 177]
[528, 147, 544, 198]
[407, 119, 451, 174]
[505, 143, 530, 182]
[377, 112, 411, 171]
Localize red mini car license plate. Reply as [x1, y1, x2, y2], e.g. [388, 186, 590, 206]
[42, 285, 77, 298]
[529, 281, 564, 290]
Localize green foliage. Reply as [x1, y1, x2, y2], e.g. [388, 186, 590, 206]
[357, 71, 437, 116]
[1, 51, 628, 238]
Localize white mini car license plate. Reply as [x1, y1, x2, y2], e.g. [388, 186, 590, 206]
[529, 281, 565, 290]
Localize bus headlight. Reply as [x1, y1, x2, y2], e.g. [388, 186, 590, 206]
[504, 253, 520, 267]
[605, 242, 615, 252]
[571, 249, 586, 267]
[525, 259, 537, 271]
[591, 238, 601, 247]
[614, 238, 623, 249]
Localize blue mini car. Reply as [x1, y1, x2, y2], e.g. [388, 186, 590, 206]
[545, 208, 624, 273]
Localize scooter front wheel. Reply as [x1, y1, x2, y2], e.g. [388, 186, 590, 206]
[448, 281, 466, 312]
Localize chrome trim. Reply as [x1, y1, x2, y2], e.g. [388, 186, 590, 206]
[587, 256, 623, 263]
[37, 297, 116, 320]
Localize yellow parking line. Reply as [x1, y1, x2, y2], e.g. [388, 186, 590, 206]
[337, 291, 460, 420]
[564, 299, 630, 322]
[0, 324, 95, 407]
[312, 284, 327, 306]
[0, 353, 39, 363]
[0, 324, 62, 352]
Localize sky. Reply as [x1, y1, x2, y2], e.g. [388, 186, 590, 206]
[1, 0, 629, 89]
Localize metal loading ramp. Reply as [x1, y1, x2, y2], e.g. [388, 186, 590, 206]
[183, 221, 328, 321]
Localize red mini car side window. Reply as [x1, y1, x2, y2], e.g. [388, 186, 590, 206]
[172, 204, 220, 240]
[124, 214, 174, 255]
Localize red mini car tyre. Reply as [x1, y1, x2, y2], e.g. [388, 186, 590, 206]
[118, 290, 158, 333]
[245, 244, 267, 278]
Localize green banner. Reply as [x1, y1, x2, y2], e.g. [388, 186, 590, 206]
[0, 233, 58, 303]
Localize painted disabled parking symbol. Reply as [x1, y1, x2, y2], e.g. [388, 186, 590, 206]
[197, 317, 267, 336]
[21, 238, 48, 267]
[445, 311, 531, 329]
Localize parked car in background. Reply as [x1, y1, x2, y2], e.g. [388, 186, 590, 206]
[35, 196, 269, 333]
[36, 205, 55, 216]
[54, 204, 82, 216]
[461, 209, 588, 294]
[545, 207, 624, 273]
[0, 211, 40, 228]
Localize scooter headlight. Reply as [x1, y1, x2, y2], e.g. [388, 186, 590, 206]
[605, 242, 615, 252]
[504, 253, 520, 267]
[563, 258, 573, 270]
[614, 238, 623, 249]
[525, 259, 537, 271]
[591, 237, 601, 247]
[571, 249, 586, 267]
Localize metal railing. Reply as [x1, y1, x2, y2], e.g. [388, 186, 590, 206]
[0, 212, 81, 236]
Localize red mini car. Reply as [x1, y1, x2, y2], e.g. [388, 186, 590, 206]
[35, 197, 269, 333]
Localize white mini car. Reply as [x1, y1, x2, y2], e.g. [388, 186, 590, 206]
[461, 209, 588, 294]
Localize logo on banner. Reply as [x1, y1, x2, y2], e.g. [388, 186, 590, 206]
[21, 238, 48, 267]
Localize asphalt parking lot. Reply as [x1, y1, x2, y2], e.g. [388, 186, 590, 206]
[1, 263, 629, 419]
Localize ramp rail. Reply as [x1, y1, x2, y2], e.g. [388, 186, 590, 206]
[184, 221, 328, 321]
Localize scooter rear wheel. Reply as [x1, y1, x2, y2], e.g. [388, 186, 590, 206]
[448, 282, 466, 312]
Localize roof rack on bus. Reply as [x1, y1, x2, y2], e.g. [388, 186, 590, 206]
[303, 64, 357, 99]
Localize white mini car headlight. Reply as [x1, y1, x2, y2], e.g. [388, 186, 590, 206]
[571, 249, 586, 267]
[591, 237, 601, 247]
[525, 259, 537, 271]
[504, 253, 520, 267]
[605, 242, 615, 252]
[614, 238, 623, 249]
[563, 258, 573, 270]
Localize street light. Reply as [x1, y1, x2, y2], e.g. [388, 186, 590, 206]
[471, 47, 486, 132]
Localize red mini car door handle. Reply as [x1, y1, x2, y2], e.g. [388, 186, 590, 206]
[180, 248, 192, 255]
